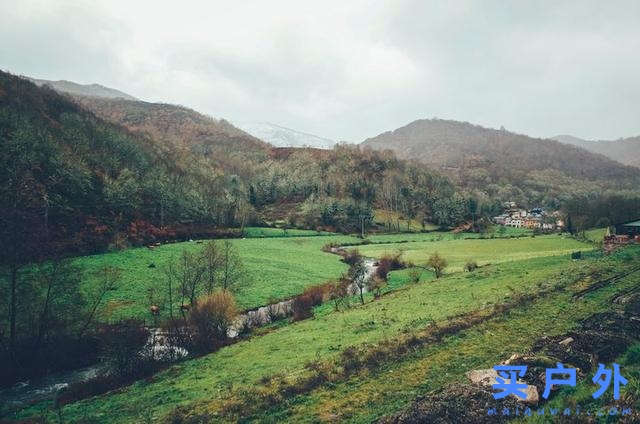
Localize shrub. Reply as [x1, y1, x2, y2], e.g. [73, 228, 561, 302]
[367, 276, 386, 299]
[571, 251, 582, 260]
[341, 346, 362, 376]
[342, 249, 363, 266]
[427, 252, 447, 278]
[189, 290, 238, 352]
[376, 251, 406, 279]
[99, 320, 150, 378]
[322, 242, 341, 253]
[464, 260, 478, 272]
[301, 282, 332, 306]
[375, 258, 391, 281]
[127, 219, 173, 246]
[330, 277, 351, 311]
[292, 294, 314, 321]
[408, 268, 422, 284]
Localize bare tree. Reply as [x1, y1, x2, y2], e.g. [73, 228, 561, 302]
[34, 259, 84, 351]
[79, 266, 120, 337]
[201, 240, 222, 294]
[348, 256, 368, 305]
[408, 268, 422, 284]
[367, 276, 386, 299]
[219, 240, 244, 291]
[176, 250, 206, 310]
[330, 275, 351, 311]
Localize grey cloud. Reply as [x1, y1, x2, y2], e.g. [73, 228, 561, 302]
[1, 0, 638, 141]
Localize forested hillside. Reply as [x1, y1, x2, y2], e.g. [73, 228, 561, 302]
[6, 70, 636, 260]
[72, 96, 270, 176]
[0, 71, 262, 259]
[68, 96, 476, 232]
[0, 72, 474, 261]
[362, 118, 640, 208]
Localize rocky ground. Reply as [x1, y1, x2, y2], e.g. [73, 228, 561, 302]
[380, 293, 640, 423]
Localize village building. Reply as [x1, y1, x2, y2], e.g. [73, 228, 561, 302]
[604, 218, 640, 253]
[523, 217, 542, 229]
[493, 214, 509, 225]
[493, 202, 560, 231]
[615, 219, 640, 237]
[505, 218, 523, 228]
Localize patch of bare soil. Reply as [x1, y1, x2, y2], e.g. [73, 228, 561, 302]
[380, 304, 640, 423]
[379, 383, 521, 424]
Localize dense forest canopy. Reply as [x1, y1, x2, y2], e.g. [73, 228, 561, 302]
[0, 72, 477, 259]
[73, 96, 271, 178]
[362, 118, 640, 210]
[0, 71, 256, 255]
[2, 71, 639, 260]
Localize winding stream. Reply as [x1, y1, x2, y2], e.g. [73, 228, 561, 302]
[0, 246, 377, 409]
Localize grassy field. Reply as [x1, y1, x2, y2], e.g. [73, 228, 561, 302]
[242, 227, 335, 238]
[74, 228, 562, 321]
[357, 234, 591, 272]
[583, 227, 607, 244]
[17, 245, 632, 423]
[257, 249, 640, 423]
[364, 226, 531, 244]
[75, 234, 359, 321]
[373, 209, 439, 232]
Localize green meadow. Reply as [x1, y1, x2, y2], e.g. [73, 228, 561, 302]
[583, 227, 607, 244]
[259, 249, 640, 423]
[71, 227, 560, 322]
[19, 243, 640, 423]
[357, 234, 591, 272]
[74, 233, 358, 321]
[364, 226, 531, 244]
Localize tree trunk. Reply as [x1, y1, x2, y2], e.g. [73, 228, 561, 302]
[35, 270, 54, 353]
[9, 264, 18, 360]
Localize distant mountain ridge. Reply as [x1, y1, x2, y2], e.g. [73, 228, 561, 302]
[235, 121, 338, 149]
[552, 134, 640, 168]
[361, 118, 640, 192]
[26, 77, 137, 100]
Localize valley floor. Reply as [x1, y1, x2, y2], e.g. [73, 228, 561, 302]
[9, 230, 631, 423]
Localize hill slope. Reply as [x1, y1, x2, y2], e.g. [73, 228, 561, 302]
[27, 77, 137, 100]
[362, 119, 640, 197]
[23, 76, 269, 172]
[72, 96, 270, 174]
[553, 134, 640, 168]
[0, 71, 254, 255]
[234, 121, 338, 149]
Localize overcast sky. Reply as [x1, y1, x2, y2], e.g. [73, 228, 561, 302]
[1, 0, 639, 142]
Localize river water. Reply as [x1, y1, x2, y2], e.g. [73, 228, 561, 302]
[0, 251, 377, 410]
